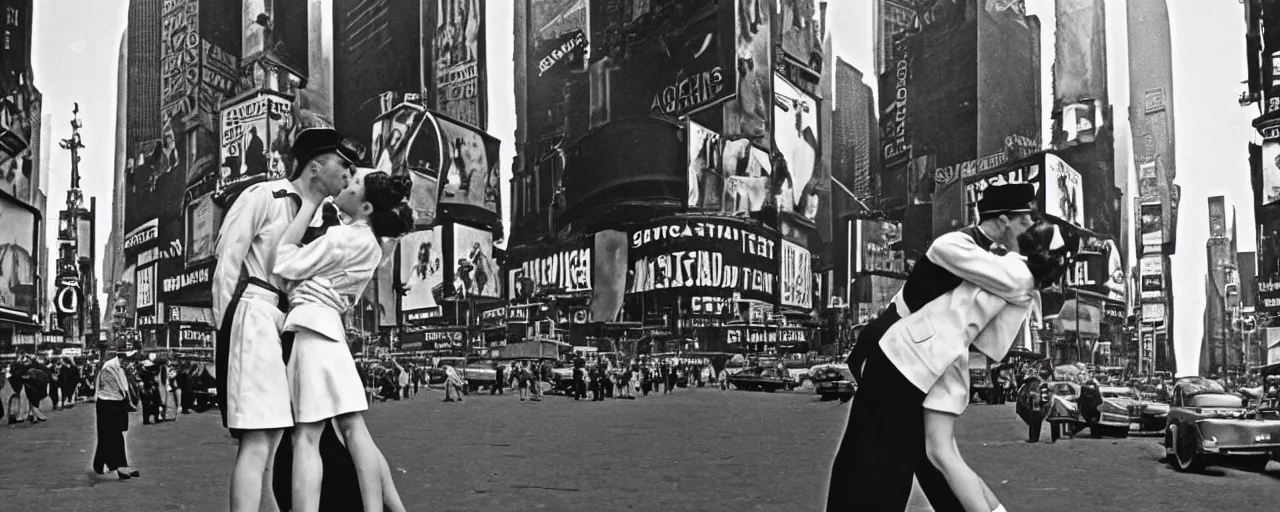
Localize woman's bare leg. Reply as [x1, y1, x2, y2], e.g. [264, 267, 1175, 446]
[923, 409, 1002, 512]
[331, 418, 406, 512]
[291, 422, 327, 512]
[334, 412, 386, 512]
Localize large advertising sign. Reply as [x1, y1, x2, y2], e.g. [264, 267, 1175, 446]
[962, 157, 1043, 226]
[626, 218, 778, 304]
[780, 240, 812, 309]
[526, 0, 590, 146]
[1140, 203, 1163, 247]
[434, 0, 488, 127]
[1043, 154, 1083, 226]
[184, 193, 221, 266]
[687, 120, 773, 215]
[218, 92, 294, 190]
[508, 246, 592, 299]
[1141, 302, 1164, 323]
[1140, 255, 1163, 302]
[1262, 140, 1280, 206]
[778, 0, 818, 67]
[420, 112, 503, 228]
[451, 223, 501, 299]
[850, 219, 906, 276]
[773, 74, 820, 220]
[160, 0, 199, 177]
[0, 195, 36, 318]
[399, 226, 445, 319]
[371, 102, 442, 227]
[721, 0, 772, 150]
[1259, 279, 1280, 319]
[76, 217, 93, 262]
[136, 265, 156, 310]
[1137, 160, 1159, 200]
[588, 0, 735, 122]
[879, 33, 911, 166]
[1267, 328, 1280, 367]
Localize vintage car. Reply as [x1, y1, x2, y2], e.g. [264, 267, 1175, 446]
[1045, 381, 1132, 438]
[1095, 386, 1170, 435]
[426, 358, 497, 391]
[809, 364, 855, 401]
[1164, 377, 1280, 473]
[727, 366, 794, 392]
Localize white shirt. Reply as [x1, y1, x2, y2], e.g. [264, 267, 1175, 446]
[212, 180, 304, 326]
[879, 255, 1037, 403]
[275, 221, 383, 342]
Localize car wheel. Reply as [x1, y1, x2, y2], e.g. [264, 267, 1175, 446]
[1170, 424, 1206, 473]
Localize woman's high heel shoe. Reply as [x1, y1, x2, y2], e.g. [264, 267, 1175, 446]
[115, 470, 131, 480]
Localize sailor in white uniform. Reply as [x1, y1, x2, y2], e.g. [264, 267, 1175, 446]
[212, 127, 365, 512]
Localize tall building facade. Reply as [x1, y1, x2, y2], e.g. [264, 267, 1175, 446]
[125, 0, 162, 157]
[1128, 0, 1179, 372]
[1244, 0, 1280, 367]
[104, 29, 130, 342]
[1202, 196, 1239, 374]
[832, 59, 878, 205]
[332, 0, 426, 148]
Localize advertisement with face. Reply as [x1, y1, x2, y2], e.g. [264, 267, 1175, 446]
[780, 240, 812, 309]
[219, 92, 293, 190]
[627, 219, 778, 304]
[1043, 154, 1083, 226]
[721, 0, 772, 150]
[429, 114, 502, 223]
[687, 120, 773, 214]
[778, 0, 818, 66]
[371, 102, 427, 176]
[452, 223, 500, 298]
[588, 0, 734, 121]
[773, 74, 820, 219]
[399, 226, 445, 315]
[0, 196, 36, 317]
[434, 0, 487, 127]
[185, 193, 221, 266]
[850, 219, 906, 276]
[1139, 203, 1162, 247]
[1262, 140, 1280, 205]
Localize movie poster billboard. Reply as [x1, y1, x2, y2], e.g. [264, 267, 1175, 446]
[1140, 203, 1163, 246]
[218, 92, 294, 190]
[0, 86, 35, 203]
[1262, 140, 1280, 205]
[850, 218, 906, 276]
[434, 0, 488, 127]
[687, 120, 772, 214]
[773, 74, 820, 220]
[184, 193, 221, 266]
[425, 113, 503, 227]
[778, 0, 818, 68]
[588, 0, 735, 122]
[0, 195, 36, 317]
[1043, 154, 1083, 226]
[626, 218, 779, 304]
[452, 223, 501, 298]
[399, 226, 445, 317]
[722, 0, 771, 150]
[242, 0, 267, 57]
[371, 102, 427, 174]
[780, 240, 812, 309]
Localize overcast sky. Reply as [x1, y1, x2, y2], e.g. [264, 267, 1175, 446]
[33, 1, 1254, 376]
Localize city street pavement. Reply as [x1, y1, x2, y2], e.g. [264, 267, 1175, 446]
[3, 384, 1280, 511]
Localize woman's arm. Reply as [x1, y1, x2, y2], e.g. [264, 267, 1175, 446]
[280, 199, 320, 250]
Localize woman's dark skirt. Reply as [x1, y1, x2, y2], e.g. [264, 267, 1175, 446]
[94, 399, 130, 473]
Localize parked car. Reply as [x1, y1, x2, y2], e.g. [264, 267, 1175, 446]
[1045, 381, 1131, 438]
[1097, 386, 1169, 435]
[727, 366, 793, 392]
[1164, 376, 1280, 473]
[810, 364, 855, 401]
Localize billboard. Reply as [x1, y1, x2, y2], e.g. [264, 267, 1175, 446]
[588, 0, 735, 122]
[76, 217, 93, 262]
[778, 0, 818, 67]
[1141, 302, 1164, 323]
[1043, 154, 1083, 226]
[185, 193, 222, 266]
[780, 240, 812, 309]
[376, 251, 397, 327]
[426, 113, 503, 227]
[160, 0, 199, 177]
[399, 226, 445, 317]
[526, 0, 590, 147]
[1262, 140, 1280, 206]
[850, 218, 906, 276]
[136, 264, 156, 310]
[0, 195, 36, 318]
[218, 92, 294, 190]
[371, 102, 443, 227]
[434, 0, 488, 127]
[774, 74, 820, 219]
[721, 0, 772, 150]
[626, 218, 778, 304]
[508, 245, 592, 299]
[687, 120, 772, 214]
[451, 223, 501, 298]
[1140, 203, 1163, 247]
[1140, 255, 1163, 301]
[962, 157, 1043, 226]
[1137, 160, 1159, 200]
[1053, 0, 1106, 107]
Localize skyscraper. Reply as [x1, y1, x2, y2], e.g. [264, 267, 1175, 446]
[125, 0, 162, 157]
[832, 59, 878, 206]
[332, 0, 426, 147]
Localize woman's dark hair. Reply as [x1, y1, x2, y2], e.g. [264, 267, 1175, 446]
[1016, 221, 1073, 289]
[364, 171, 415, 238]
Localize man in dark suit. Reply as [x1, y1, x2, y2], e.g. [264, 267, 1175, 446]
[826, 183, 1040, 512]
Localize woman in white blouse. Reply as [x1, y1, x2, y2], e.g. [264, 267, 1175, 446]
[274, 167, 415, 512]
[884, 221, 1070, 512]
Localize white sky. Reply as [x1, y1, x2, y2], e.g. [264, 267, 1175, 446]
[31, 1, 1255, 376]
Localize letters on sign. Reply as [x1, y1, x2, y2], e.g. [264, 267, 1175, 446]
[404, 309, 444, 323]
[1143, 87, 1166, 114]
[690, 296, 734, 315]
[628, 251, 775, 296]
[631, 221, 776, 259]
[519, 248, 591, 292]
[123, 219, 159, 250]
[162, 267, 210, 293]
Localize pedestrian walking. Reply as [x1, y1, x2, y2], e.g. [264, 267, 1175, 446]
[1016, 368, 1053, 443]
[93, 348, 141, 480]
[61, 358, 80, 408]
[517, 362, 531, 401]
[7, 354, 30, 424]
[826, 183, 1040, 512]
[492, 363, 505, 395]
[22, 357, 51, 424]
